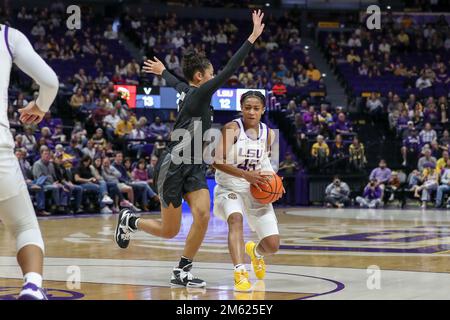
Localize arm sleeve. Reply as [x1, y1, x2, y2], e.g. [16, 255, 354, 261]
[9, 27, 59, 112]
[191, 40, 253, 109]
[161, 69, 190, 93]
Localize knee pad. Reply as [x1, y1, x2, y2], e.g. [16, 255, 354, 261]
[16, 228, 45, 254]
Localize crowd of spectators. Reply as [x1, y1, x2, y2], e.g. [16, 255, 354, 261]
[121, 10, 324, 98]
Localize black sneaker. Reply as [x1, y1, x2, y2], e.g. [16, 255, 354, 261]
[170, 263, 206, 288]
[114, 208, 138, 249]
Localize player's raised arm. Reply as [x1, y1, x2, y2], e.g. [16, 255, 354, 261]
[9, 28, 59, 124]
[143, 56, 189, 93]
[195, 10, 265, 99]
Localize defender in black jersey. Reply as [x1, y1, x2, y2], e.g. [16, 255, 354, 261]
[115, 10, 266, 288]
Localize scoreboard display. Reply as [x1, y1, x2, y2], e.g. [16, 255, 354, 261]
[114, 85, 266, 111]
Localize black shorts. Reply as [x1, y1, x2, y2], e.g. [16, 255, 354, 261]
[153, 150, 208, 208]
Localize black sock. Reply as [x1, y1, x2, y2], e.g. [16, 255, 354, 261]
[178, 256, 192, 269]
[128, 216, 139, 231]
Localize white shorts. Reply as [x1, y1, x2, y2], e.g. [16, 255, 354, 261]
[213, 185, 279, 240]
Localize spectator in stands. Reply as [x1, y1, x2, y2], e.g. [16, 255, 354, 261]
[384, 171, 406, 208]
[112, 151, 148, 211]
[369, 159, 392, 199]
[311, 135, 329, 170]
[104, 24, 118, 39]
[132, 159, 160, 210]
[128, 117, 148, 159]
[164, 50, 180, 72]
[70, 88, 86, 110]
[22, 126, 37, 154]
[74, 155, 113, 214]
[74, 68, 89, 86]
[413, 162, 439, 209]
[297, 69, 310, 87]
[333, 112, 353, 136]
[430, 139, 441, 159]
[401, 127, 421, 168]
[356, 179, 382, 208]
[435, 159, 450, 208]
[216, 29, 228, 44]
[440, 129, 450, 150]
[31, 21, 45, 37]
[13, 93, 28, 108]
[378, 38, 391, 54]
[419, 122, 437, 145]
[103, 107, 121, 141]
[51, 124, 66, 144]
[32, 149, 64, 213]
[171, 32, 185, 49]
[148, 116, 169, 140]
[324, 176, 350, 208]
[416, 72, 433, 90]
[278, 152, 299, 206]
[330, 134, 347, 171]
[306, 63, 321, 81]
[53, 152, 83, 214]
[272, 78, 287, 97]
[418, 148, 437, 172]
[146, 155, 158, 189]
[16, 149, 49, 216]
[346, 49, 361, 64]
[82, 140, 96, 159]
[366, 93, 383, 117]
[349, 136, 367, 171]
[101, 156, 135, 210]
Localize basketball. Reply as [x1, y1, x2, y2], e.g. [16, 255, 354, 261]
[250, 173, 283, 204]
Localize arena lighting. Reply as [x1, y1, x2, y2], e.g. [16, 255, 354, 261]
[387, 5, 391, 10]
[322, 73, 327, 77]
[304, 45, 309, 49]
[265, 2, 270, 7]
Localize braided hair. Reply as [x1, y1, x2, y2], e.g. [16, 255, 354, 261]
[240, 90, 266, 106]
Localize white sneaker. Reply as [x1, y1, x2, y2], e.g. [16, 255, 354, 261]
[101, 207, 113, 214]
[101, 195, 114, 205]
[389, 194, 394, 201]
[131, 205, 142, 212]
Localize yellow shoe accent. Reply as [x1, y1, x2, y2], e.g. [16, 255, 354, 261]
[245, 241, 266, 280]
[234, 270, 252, 292]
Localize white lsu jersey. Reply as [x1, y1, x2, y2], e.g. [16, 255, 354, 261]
[215, 118, 273, 191]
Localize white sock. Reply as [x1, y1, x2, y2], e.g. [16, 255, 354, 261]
[234, 264, 246, 272]
[23, 272, 43, 288]
[253, 245, 264, 259]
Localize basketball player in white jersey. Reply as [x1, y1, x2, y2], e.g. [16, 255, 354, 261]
[0, 24, 59, 299]
[213, 91, 283, 292]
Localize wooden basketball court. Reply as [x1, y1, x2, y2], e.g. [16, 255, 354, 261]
[2, 207, 450, 300]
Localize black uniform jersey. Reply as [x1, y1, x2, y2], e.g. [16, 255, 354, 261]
[161, 40, 254, 164]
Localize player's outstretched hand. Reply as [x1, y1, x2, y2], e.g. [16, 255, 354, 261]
[143, 57, 166, 75]
[248, 9, 265, 43]
[18, 101, 46, 125]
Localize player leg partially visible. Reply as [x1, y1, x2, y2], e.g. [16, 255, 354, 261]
[0, 24, 59, 300]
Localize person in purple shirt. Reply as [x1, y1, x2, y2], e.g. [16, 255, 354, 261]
[401, 128, 421, 168]
[356, 179, 383, 208]
[333, 112, 353, 136]
[302, 106, 315, 124]
[148, 116, 170, 140]
[369, 159, 392, 198]
[423, 103, 440, 125]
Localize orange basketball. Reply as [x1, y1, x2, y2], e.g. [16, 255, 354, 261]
[250, 173, 283, 204]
